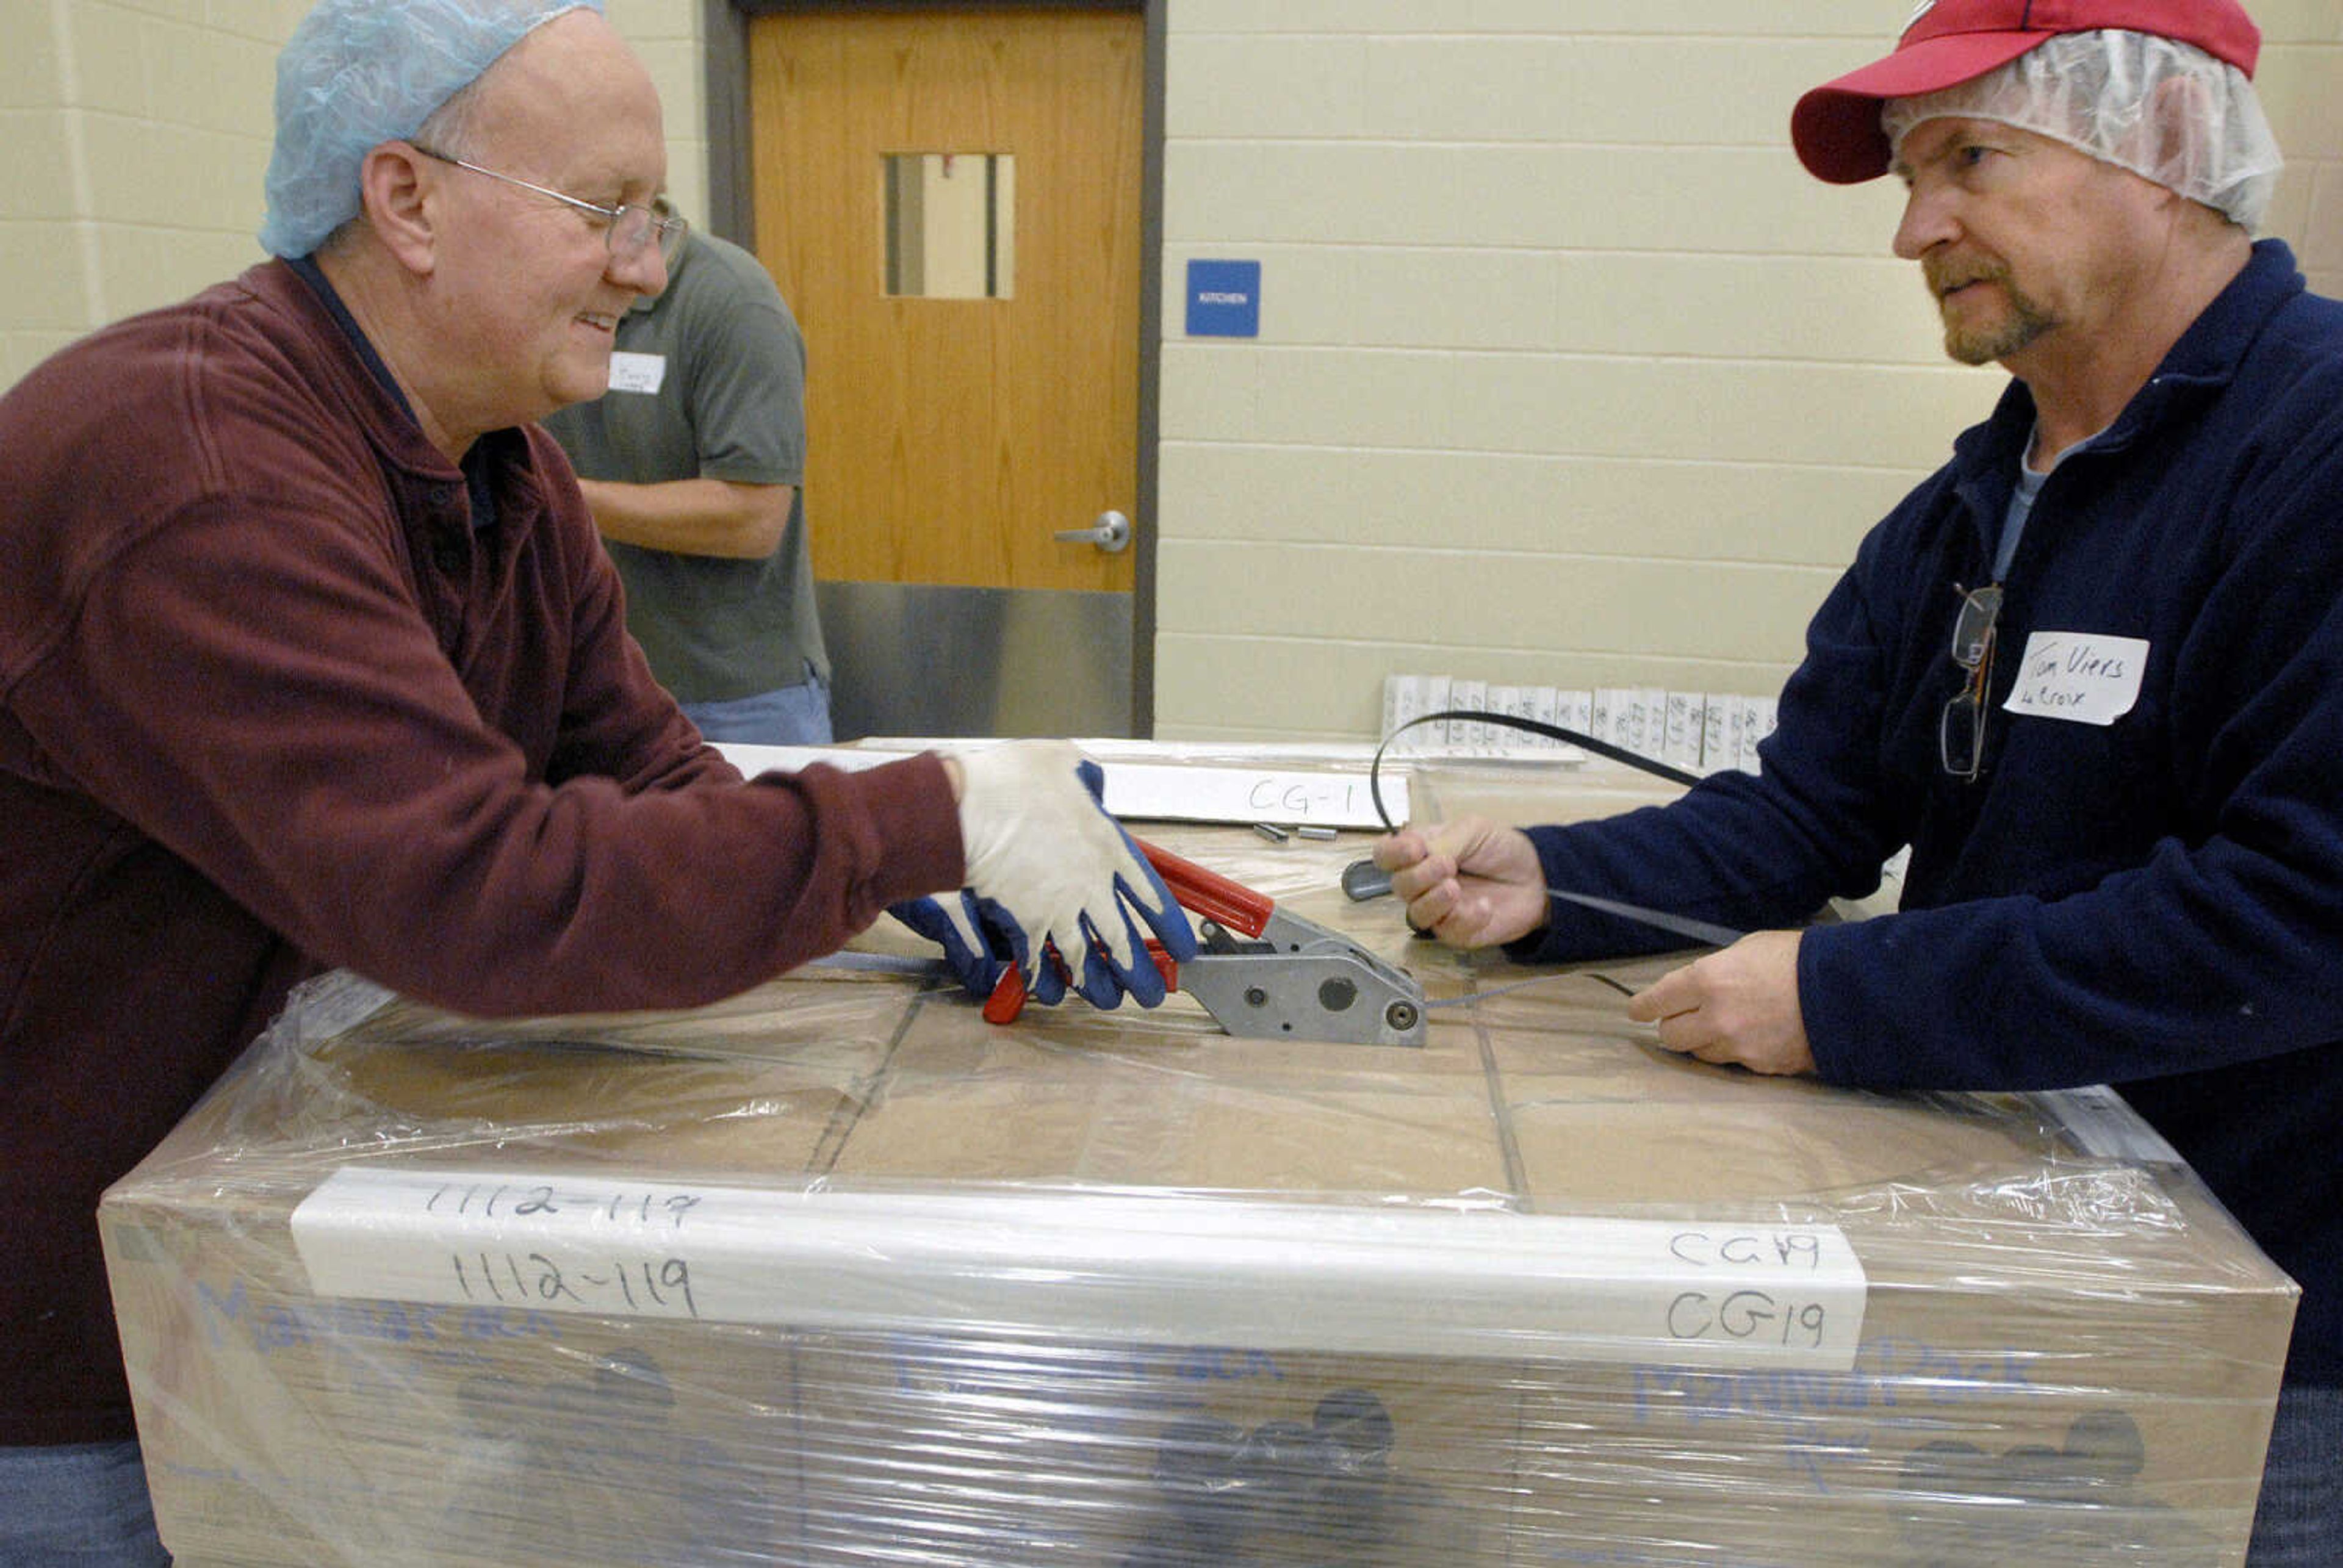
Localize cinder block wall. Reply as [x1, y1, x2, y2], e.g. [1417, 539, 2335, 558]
[4, 1, 2338, 744]
[1152, 0, 2343, 741]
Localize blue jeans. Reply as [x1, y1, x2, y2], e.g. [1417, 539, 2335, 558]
[681, 668, 832, 745]
[2248, 1376, 2341, 1566]
[0, 1440, 170, 1566]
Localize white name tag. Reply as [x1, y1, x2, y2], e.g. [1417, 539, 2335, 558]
[606, 351, 666, 394]
[2003, 631, 2148, 726]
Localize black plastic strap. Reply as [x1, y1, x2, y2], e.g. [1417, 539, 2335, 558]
[1369, 708, 1704, 831]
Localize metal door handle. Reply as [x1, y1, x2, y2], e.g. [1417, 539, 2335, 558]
[1053, 510, 1131, 553]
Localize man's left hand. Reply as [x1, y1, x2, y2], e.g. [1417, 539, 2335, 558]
[1623, 930, 1813, 1075]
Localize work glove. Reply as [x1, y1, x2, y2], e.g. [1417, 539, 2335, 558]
[889, 741, 1197, 1009]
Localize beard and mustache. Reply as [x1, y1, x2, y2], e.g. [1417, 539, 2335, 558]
[1922, 253, 2057, 365]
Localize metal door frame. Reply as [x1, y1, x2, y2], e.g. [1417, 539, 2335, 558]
[701, 0, 1165, 736]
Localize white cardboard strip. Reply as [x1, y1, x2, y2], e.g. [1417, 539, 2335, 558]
[1098, 761, 1400, 829]
[292, 1168, 1866, 1370]
[714, 744, 1406, 829]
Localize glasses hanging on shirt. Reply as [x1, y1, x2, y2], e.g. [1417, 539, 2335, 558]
[1939, 583, 2004, 780]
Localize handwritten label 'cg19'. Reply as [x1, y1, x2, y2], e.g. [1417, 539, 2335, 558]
[290, 1171, 1867, 1368]
[1661, 1229, 1839, 1352]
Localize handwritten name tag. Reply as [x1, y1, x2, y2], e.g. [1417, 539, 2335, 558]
[606, 351, 666, 394]
[2003, 631, 2148, 726]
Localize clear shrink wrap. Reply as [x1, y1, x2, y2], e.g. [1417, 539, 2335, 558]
[103, 762, 2295, 1567]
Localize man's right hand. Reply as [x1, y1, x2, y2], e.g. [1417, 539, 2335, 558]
[896, 740, 1197, 1010]
[1372, 817, 1549, 949]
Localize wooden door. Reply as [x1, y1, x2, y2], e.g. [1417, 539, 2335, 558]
[749, 8, 1144, 594]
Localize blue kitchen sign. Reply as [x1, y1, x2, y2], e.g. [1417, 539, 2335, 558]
[1185, 259, 1261, 337]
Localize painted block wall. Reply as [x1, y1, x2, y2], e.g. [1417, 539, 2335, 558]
[2, 1, 2339, 745]
[1154, 0, 2343, 741]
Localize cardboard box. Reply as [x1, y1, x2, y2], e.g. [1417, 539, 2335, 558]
[104, 769, 2295, 1566]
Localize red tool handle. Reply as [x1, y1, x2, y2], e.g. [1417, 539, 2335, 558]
[982, 964, 1029, 1024]
[984, 965, 1031, 1026]
[1136, 837, 1273, 939]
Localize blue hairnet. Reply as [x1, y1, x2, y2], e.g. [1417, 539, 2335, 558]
[259, 0, 603, 258]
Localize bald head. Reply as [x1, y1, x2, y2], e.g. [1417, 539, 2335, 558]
[421, 9, 664, 176]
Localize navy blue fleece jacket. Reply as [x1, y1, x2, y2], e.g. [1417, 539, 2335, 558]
[1514, 240, 2343, 1384]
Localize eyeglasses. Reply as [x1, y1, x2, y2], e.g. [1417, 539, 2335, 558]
[409, 145, 686, 266]
[1939, 582, 2003, 780]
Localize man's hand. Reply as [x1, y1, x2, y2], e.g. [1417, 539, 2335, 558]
[1371, 817, 1549, 948]
[892, 741, 1197, 1010]
[889, 889, 1012, 999]
[1624, 930, 1814, 1075]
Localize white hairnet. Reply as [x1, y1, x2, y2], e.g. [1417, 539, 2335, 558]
[260, 0, 603, 258]
[1882, 29, 2282, 231]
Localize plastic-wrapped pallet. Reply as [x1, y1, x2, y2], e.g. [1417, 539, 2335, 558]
[103, 765, 2294, 1567]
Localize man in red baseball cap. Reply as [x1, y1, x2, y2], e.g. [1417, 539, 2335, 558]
[1380, 7, 2335, 1561]
[1792, 0, 2268, 190]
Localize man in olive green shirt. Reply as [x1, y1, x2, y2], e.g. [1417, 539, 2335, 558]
[545, 211, 832, 741]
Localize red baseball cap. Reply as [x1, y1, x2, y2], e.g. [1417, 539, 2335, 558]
[1790, 0, 2263, 184]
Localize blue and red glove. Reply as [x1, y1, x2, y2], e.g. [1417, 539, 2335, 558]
[890, 743, 1197, 1010]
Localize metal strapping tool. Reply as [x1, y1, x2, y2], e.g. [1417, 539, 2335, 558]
[982, 838, 1428, 1047]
